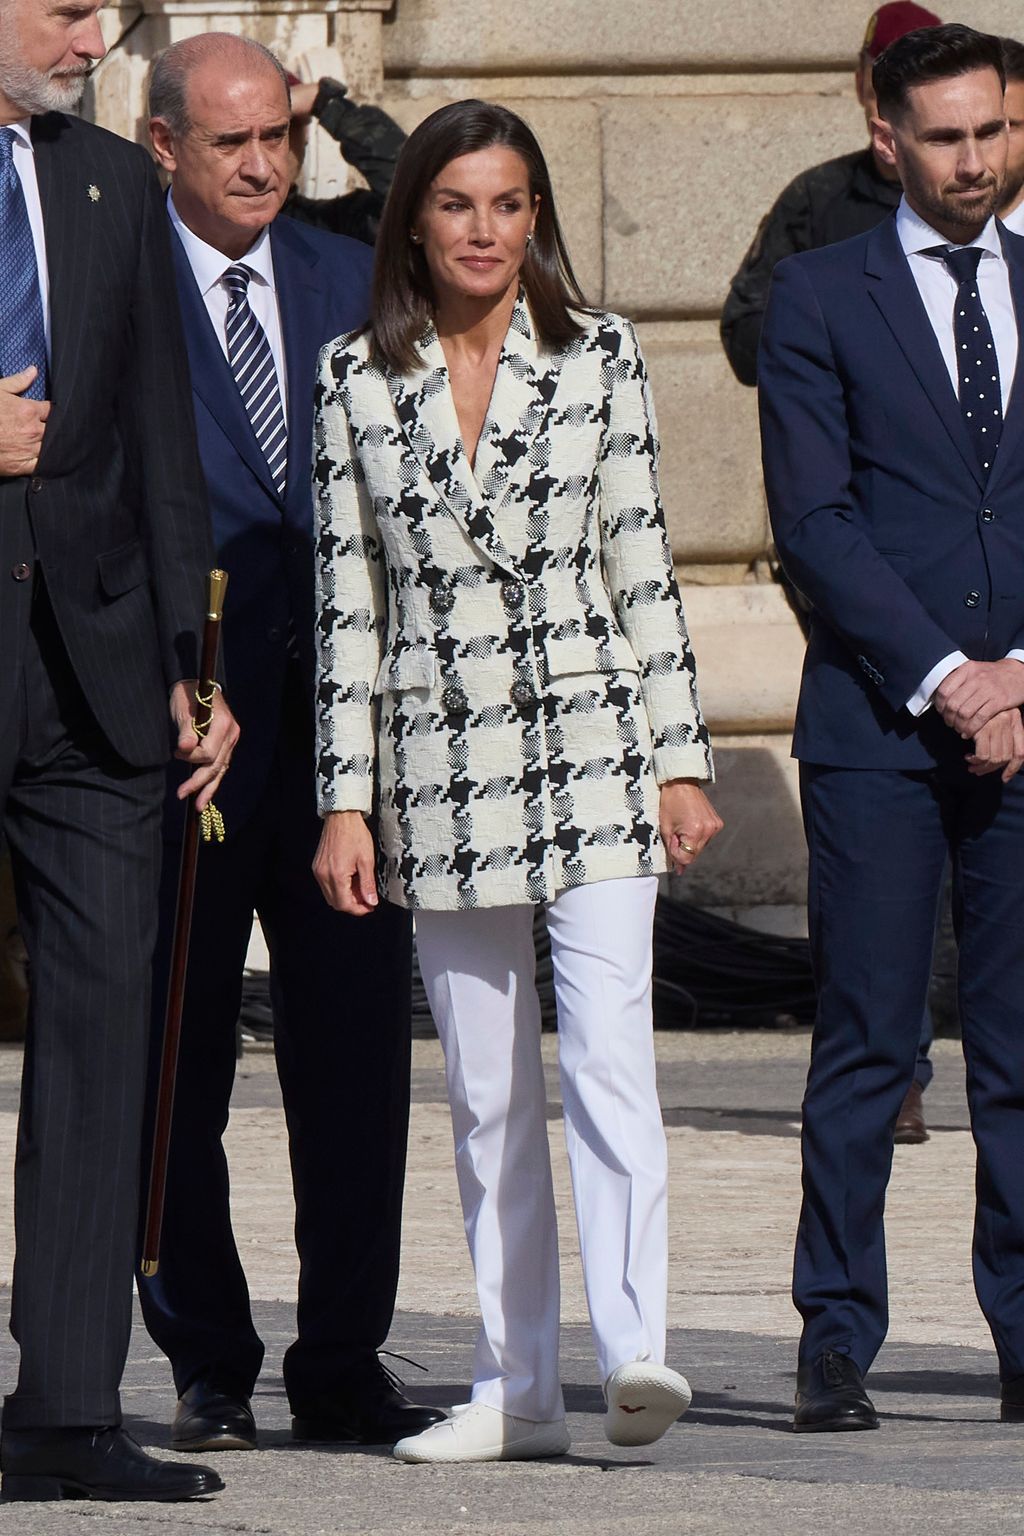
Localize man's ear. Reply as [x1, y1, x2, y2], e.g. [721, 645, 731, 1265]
[149, 117, 177, 175]
[871, 114, 898, 171]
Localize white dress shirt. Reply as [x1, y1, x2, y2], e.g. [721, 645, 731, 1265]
[167, 192, 287, 422]
[896, 197, 1024, 714]
[8, 118, 51, 352]
[1001, 201, 1024, 237]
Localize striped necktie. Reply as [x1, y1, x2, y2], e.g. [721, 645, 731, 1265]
[222, 263, 287, 496]
[0, 127, 47, 400]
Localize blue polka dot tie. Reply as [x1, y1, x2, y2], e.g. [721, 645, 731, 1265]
[222, 263, 287, 496]
[0, 127, 47, 401]
[939, 244, 1002, 478]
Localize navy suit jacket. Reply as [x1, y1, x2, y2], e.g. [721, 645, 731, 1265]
[167, 213, 373, 830]
[759, 213, 1024, 769]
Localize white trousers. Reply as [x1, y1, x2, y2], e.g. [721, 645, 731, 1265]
[415, 876, 668, 1422]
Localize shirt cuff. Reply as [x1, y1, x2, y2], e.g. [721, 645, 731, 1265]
[906, 651, 967, 717]
[1006, 650, 1024, 668]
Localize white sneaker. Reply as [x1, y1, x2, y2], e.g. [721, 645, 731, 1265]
[392, 1402, 570, 1464]
[603, 1361, 692, 1447]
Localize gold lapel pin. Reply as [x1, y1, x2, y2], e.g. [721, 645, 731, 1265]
[87, 183, 101, 202]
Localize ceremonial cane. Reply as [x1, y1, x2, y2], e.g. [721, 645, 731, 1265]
[141, 569, 228, 1277]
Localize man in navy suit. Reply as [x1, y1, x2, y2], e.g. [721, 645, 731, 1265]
[760, 23, 1024, 1431]
[140, 33, 441, 1452]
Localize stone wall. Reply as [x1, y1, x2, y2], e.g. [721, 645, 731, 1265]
[85, 0, 1021, 926]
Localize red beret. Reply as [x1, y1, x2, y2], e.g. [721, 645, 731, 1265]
[863, 2, 942, 59]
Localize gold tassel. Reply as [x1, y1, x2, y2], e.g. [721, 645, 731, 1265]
[199, 803, 226, 844]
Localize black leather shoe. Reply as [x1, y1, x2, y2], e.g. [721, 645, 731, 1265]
[172, 1379, 257, 1451]
[292, 1358, 446, 1445]
[793, 1350, 879, 1432]
[1, 1426, 224, 1502]
[1000, 1376, 1024, 1421]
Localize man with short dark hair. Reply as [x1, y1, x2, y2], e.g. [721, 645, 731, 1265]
[140, 32, 440, 1455]
[0, 0, 237, 1505]
[760, 23, 1024, 1433]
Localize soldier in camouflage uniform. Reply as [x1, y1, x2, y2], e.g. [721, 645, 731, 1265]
[720, 2, 940, 387]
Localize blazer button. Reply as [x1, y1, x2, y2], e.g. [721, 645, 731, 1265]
[964, 590, 981, 608]
[510, 678, 535, 708]
[28, 477, 43, 493]
[442, 683, 468, 714]
[501, 578, 524, 610]
[981, 507, 995, 522]
[430, 585, 455, 616]
[11, 562, 31, 582]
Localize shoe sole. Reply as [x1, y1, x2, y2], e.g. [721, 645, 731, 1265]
[393, 1430, 571, 1464]
[893, 1129, 929, 1145]
[793, 1416, 879, 1433]
[1, 1472, 226, 1501]
[604, 1369, 692, 1447]
[172, 1433, 256, 1452]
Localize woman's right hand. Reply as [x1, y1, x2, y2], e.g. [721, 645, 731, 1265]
[313, 811, 379, 915]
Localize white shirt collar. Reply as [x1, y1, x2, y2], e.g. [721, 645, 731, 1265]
[3, 118, 33, 152]
[167, 190, 276, 299]
[896, 194, 1004, 261]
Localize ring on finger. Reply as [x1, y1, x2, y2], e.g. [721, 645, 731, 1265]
[679, 839, 697, 856]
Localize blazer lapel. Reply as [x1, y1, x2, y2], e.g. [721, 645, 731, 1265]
[985, 224, 1024, 493]
[471, 296, 563, 511]
[32, 113, 89, 463]
[272, 219, 330, 520]
[864, 219, 983, 490]
[169, 224, 279, 500]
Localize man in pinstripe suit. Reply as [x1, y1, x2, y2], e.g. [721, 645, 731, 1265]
[0, 0, 237, 1503]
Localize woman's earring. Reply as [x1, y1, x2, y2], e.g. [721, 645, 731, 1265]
[526, 233, 534, 245]
[410, 232, 422, 244]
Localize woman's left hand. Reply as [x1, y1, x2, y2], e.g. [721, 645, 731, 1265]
[659, 779, 723, 874]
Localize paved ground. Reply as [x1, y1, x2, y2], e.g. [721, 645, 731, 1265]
[0, 1030, 1021, 1534]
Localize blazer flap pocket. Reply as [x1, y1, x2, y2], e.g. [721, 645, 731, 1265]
[97, 539, 148, 598]
[544, 631, 639, 679]
[373, 643, 437, 694]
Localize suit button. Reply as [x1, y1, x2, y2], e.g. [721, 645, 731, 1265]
[981, 507, 995, 522]
[501, 578, 524, 609]
[510, 678, 535, 708]
[28, 477, 43, 493]
[11, 563, 30, 582]
[430, 584, 455, 616]
[964, 590, 981, 608]
[441, 683, 468, 714]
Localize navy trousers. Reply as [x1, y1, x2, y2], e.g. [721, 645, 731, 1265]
[796, 759, 1024, 1378]
[138, 672, 413, 1407]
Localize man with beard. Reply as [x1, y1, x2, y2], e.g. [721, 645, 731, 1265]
[760, 24, 1024, 1431]
[999, 38, 1024, 231]
[0, 0, 236, 1503]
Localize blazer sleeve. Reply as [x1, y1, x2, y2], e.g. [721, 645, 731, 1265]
[598, 318, 714, 785]
[759, 256, 960, 712]
[312, 345, 386, 816]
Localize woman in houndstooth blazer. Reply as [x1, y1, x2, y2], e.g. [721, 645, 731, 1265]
[313, 100, 722, 1464]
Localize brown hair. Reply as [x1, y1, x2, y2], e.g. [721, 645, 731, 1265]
[370, 99, 589, 373]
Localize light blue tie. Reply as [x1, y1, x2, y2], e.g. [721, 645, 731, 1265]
[0, 127, 47, 401]
[222, 263, 287, 496]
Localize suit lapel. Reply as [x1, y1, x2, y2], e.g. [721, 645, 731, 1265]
[985, 225, 1024, 493]
[272, 219, 330, 519]
[387, 297, 563, 574]
[169, 222, 279, 500]
[32, 114, 90, 461]
[864, 219, 983, 489]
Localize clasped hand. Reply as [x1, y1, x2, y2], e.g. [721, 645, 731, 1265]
[934, 657, 1024, 739]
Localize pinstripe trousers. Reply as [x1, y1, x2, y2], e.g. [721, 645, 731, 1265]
[0, 579, 163, 1428]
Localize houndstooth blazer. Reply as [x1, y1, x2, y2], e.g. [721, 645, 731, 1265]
[313, 298, 713, 911]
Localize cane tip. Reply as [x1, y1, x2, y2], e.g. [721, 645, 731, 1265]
[140, 1259, 159, 1277]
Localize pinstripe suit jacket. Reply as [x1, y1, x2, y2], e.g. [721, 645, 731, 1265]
[0, 112, 212, 767]
[314, 299, 713, 911]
